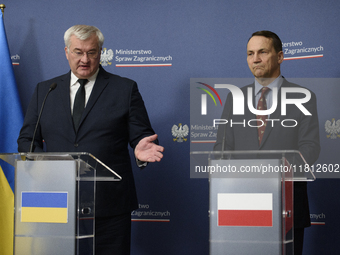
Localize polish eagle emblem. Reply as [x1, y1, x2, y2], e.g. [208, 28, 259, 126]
[325, 118, 340, 139]
[100, 48, 113, 66]
[172, 123, 189, 142]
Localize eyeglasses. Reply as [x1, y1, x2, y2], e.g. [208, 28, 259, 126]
[70, 50, 99, 59]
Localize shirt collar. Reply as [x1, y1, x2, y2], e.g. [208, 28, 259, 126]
[254, 75, 283, 96]
[70, 68, 100, 87]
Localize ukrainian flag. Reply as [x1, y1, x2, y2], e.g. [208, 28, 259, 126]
[0, 10, 24, 255]
[21, 192, 68, 223]
[0, 166, 14, 255]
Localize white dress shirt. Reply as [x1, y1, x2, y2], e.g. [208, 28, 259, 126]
[70, 68, 99, 115]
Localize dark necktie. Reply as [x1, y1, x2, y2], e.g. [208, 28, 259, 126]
[256, 87, 270, 145]
[73, 79, 88, 130]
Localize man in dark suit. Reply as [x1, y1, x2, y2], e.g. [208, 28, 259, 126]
[17, 25, 164, 254]
[214, 31, 320, 255]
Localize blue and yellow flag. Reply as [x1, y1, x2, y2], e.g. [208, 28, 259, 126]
[0, 11, 24, 255]
[21, 192, 68, 223]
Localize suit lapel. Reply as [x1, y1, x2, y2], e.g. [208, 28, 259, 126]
[57, 72, 75, 131]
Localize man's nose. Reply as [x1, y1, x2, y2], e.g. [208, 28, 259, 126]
[253, 53, 261, 62]
[80, 52, 90, 62]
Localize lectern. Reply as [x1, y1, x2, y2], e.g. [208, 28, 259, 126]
[190, 150, 315, 255]
[0, 152, 121, 255]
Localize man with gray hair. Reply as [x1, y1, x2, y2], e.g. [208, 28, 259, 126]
[18, 25, 164, 254]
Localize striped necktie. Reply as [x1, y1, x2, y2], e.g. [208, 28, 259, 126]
[256, 87, 270, 145]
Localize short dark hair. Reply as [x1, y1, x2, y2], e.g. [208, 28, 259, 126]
[248, 30, 282, 53]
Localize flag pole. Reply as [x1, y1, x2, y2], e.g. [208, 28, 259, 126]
[0, 4, 5, 15]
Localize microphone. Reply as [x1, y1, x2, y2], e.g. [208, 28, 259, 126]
[29, 83, 57, 153]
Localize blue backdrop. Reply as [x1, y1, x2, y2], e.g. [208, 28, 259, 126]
[4, 0, 340, 254]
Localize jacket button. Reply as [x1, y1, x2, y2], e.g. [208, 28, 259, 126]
[74, 143, 79, 147]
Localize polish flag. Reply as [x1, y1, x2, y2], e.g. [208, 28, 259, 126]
[217, 193, 273, 227]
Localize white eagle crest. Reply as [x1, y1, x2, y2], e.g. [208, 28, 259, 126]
[325, 118, 340, 139]
[100, 48, 113, 66]
[172, 123, 189, 142]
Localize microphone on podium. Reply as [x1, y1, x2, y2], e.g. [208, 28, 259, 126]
[29, 83, 57, 153]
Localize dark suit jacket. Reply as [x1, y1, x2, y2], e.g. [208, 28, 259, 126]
[18, 66, 156, 217]
[214, 78, 320, 228]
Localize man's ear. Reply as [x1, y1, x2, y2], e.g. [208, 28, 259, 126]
[65, 47, 69, 60]
[277, 50, 284, 64]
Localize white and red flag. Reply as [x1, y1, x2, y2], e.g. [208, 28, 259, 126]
[217, 193, 273, 227]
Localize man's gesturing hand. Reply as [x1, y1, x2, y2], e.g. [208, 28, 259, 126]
[135, 134, 164, 162]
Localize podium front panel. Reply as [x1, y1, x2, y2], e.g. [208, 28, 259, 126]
[209, 159, 290, 255]
[14, 160, 95, 255]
